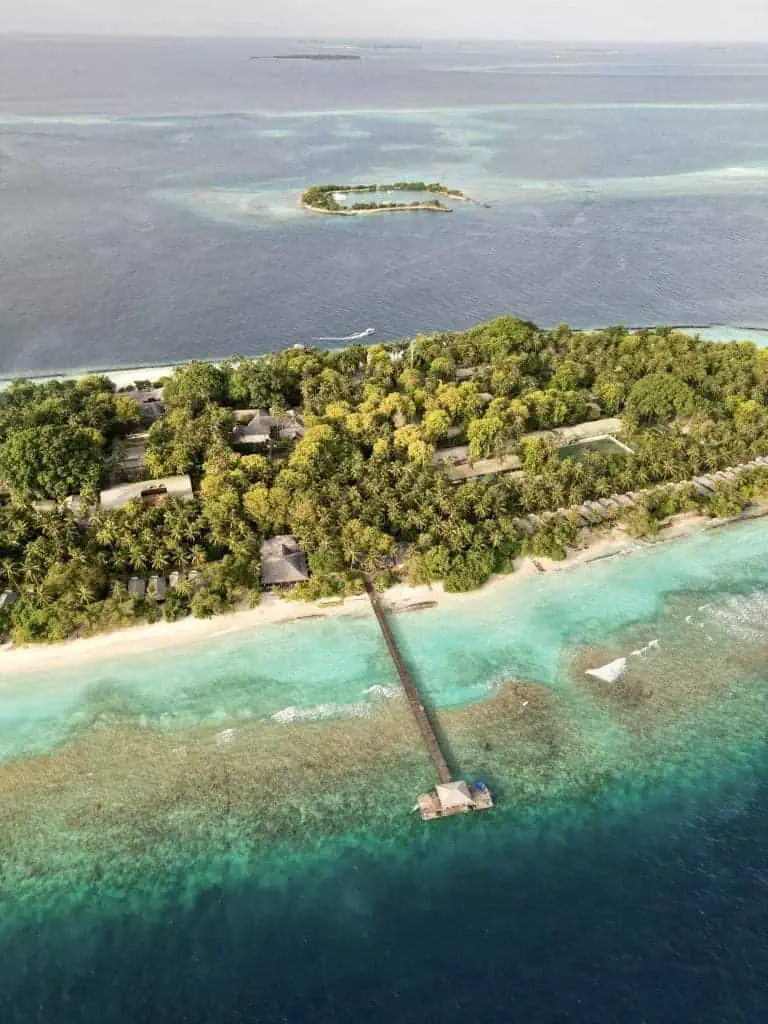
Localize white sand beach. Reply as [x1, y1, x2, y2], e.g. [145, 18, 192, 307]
[0, 527, 642, 680]
[4, 507, 766, 681]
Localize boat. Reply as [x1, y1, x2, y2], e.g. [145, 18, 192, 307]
[313, 328, 375, 342]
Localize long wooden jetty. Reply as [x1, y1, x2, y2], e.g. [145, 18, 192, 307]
[364, 575, 451, 783]
[364, 576, 493, 820]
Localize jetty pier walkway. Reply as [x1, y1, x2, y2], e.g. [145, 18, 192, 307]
[363, 575, 493, 821]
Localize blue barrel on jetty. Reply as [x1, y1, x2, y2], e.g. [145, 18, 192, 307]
[475, 780, 487, 792]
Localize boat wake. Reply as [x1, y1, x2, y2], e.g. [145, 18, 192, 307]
[313, 328, 375, 342]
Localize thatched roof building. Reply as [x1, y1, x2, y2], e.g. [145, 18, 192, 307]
[260, 535, 309, 589]
[122, 387, 165, 422]
[233, 410, 304, 447]
[436, 781, 475, 812]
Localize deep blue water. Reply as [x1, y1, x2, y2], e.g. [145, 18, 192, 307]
[3, 38, 768, 374]
[3, 767, 768, 1024]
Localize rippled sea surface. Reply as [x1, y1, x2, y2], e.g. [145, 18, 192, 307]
[2, 521, 768, 1021]
[3, 38, 768, 374]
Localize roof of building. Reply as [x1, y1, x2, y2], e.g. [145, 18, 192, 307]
[122, 387, 164, 405]
[524, 417, 623, 446]
[32, 499, 57, 514]
[444, 454, 523, 483]
[148, 576, 168, 599]
[431, 444, 471, 466]
[436, 780, 474, 810]
[128, 577, 146, 598]
[260, 535, 310, 587]
[0, 590, 19, 612]
[233, 410, 305, 446]
[122, 388, 165, 421]
[100, 475, 194, 512]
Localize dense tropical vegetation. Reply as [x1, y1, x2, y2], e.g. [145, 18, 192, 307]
[3, 317, 768, 643]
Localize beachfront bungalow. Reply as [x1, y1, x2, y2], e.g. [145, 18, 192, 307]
[260, 535, 309, 590]
[0, 591, 18, 614]
[99, 474, 194, 512]
[233, 410, 305, 449]
[128, 577, 146, 598]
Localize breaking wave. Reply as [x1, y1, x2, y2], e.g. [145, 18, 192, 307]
[271, 683, 402, 723]
[701, 591, 768, 643]
[271, 701, 374, 724]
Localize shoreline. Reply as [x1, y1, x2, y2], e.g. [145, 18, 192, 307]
[2, 323, 767, 388]
[301, 201, 451, 216]
[4, 508, 759, 682]
[299, 183, 481, 217]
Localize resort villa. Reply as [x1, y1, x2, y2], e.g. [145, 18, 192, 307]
[260, 535, 310, 589]
[233, 410, 305, 449]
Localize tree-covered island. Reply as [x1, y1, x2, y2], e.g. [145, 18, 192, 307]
[301, 182, 469, 215]
[3, 317, 768, 644]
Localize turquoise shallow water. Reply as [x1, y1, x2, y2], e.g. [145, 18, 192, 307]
[4, 520, 768, 760]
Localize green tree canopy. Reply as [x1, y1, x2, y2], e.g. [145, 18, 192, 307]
[0, 424, 104, 500]
[626, 373, 696, 424]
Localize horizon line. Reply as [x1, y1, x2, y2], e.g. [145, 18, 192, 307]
[3, 31, 768, 45]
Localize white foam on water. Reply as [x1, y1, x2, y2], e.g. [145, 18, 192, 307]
[586, 657, 627, 684]
[630, 639, 659, 657]
[702, 592, 768, 643]
[271, 701, 374, 724]
[363, 684, 401, 699]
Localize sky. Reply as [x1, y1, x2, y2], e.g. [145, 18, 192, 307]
[3, 0, 768, 40]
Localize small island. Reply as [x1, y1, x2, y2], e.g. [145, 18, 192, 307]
[300, 181, 471, 216]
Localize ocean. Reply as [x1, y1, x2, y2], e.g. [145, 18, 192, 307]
[3, 37, 768, 1022]
[3, 38, 768, 375]
[2, 521, 768, 1021]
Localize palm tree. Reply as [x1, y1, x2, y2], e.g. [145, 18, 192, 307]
[1, 558, 20, 589]
[150, 548, 167, 572]
[129, 547, 149, 573]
